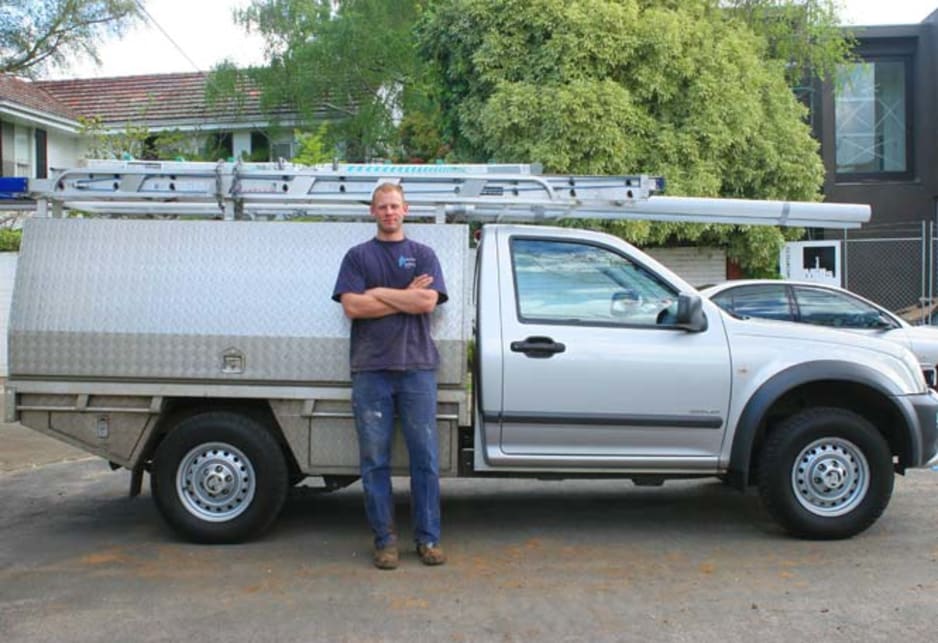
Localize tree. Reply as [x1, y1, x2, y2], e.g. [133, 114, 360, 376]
[0, 0, 141, 78]
[292, 123, 333, 165]
[235, 0, 433, 161]
[78, 115, 225, 162]
[417, 0, 845, 274]
[720, 0, 854, 85]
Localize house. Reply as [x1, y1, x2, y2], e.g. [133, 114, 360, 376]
[1, 71, 305, 178]
[811, 9, 938, 310]
[0, 74, 82, 178]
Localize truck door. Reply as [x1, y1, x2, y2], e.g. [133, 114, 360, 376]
[486, 229, 732, 470]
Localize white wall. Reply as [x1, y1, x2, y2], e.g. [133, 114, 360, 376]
[47, 129, 86, 172]
[1, 121, 83, 175]
[0, 252, 17, 376]
[12, 124, 32, 176]
[646, 246, 726, 289]
[233, 131, 251, 159]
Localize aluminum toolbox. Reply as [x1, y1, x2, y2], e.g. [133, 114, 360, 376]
[9, 219, 471, 387]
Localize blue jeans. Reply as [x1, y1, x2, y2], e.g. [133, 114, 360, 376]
[351, 369, 440, 549]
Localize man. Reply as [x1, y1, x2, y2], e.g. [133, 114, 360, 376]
[332, 182, 448, 570]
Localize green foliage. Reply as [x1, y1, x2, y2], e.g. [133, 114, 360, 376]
[237, 0, 433, 161]
[399, 106, 449, 162]
[0, 0, 140, 77]
[418, 0, 840, 274]
[79, 115, 223, 161]
[204, 61, 248, 115]
[292, 124, 333, 165]
[78, 115, 151, 159]
[721, 0, 855, 84]
[0, 228, 22, 252]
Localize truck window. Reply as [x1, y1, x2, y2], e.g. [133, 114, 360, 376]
[510, 237, 677, 326]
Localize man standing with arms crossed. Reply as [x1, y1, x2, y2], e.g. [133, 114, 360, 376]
[332, 182, 448, 570]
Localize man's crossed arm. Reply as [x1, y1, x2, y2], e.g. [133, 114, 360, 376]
[340, 274, 439, 319]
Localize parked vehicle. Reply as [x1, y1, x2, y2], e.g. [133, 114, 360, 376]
[5, 161, 937, 544]
[700, 279, 938, 386]
[895, 300, 938, 326]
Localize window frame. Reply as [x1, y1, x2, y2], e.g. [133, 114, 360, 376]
[508, 235, 679, 329]
[833, 55, 914, 182]
[34, 128, 47, 179]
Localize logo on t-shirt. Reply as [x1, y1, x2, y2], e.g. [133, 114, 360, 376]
[398, 255, 417, 270]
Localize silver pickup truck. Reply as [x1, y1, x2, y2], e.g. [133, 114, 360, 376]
[6, 214, 938, 544]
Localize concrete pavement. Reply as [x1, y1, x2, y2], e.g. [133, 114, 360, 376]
[0, 390, 89, 471]
[0, 421, 88, 472]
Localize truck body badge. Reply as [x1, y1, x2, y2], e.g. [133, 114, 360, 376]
[221, 348, 246, 374]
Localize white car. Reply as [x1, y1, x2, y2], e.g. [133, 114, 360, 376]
[700, 279, 938, 386]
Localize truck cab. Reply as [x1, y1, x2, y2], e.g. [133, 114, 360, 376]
[473, 224, 938, 539]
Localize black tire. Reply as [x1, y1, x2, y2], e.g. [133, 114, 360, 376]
[151, 411, 289, 544]
[757, 407, 893, 540]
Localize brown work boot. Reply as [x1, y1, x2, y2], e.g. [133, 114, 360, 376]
[373, 544, 399, 570]
[416, 542, 446, 566]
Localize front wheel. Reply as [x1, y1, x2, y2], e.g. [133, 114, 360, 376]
[757, 407, 894, 540]
[151, 411, 289, 544]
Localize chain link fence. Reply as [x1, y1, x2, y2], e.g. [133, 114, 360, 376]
[842, 221, 929, 317]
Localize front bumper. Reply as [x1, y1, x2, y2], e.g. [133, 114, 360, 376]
[910, 389, 938, 468]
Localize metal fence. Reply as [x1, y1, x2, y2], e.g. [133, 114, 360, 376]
[842, 221, 934, 322]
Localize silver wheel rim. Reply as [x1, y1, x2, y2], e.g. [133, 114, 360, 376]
[791, 437, 869, 517]
[176, 442, 256, 522]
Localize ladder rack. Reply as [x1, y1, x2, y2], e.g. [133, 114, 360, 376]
[23, 159, 870, 229]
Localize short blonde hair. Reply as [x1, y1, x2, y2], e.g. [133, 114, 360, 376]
[371, 182, 405, 205]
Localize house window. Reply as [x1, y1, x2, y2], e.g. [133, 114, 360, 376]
[249, 131, 270, 161]
[34, 129, 47, 178]
[834, 59, 911, 178]
[270, 141, 294, 161]
[142, 135, 158, 160]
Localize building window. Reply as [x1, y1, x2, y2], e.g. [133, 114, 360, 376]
[34, 129, 47, 178]
[834, 59, 911, 178]
[270, 140, 294, 161]
[249, 131, 270, 161]
[1, 121, 13, 176]
[142, 135, 159, 160]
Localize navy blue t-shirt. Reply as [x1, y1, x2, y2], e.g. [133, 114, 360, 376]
[332, 237, 448, 372]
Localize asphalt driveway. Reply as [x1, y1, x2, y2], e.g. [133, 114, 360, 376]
[2, 421, 938, 642]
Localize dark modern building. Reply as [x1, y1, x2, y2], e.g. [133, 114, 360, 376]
[814, 9, 938, 311]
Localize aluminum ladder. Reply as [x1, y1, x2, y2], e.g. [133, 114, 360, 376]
[25, 159, 870, 229]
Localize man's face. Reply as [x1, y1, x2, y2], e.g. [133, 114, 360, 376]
[371, 188, 407, 237]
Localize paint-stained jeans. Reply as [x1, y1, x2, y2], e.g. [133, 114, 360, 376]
[351, 369, 440, 549]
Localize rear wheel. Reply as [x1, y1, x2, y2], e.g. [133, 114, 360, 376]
[151, 411, 289, 543]
[757, 407, 893, 540]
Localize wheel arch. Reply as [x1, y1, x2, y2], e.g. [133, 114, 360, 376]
[132, 397, 301, 495]
[727, 361, 919, 489]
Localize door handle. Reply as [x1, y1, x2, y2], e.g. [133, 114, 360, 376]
[510, 336, 566, 358]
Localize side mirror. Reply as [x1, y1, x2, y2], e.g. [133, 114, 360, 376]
[658, 293, 708, 332]
[610, 289, 642, 317]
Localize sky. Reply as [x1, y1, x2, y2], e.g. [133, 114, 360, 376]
[47, 0, 938, 80]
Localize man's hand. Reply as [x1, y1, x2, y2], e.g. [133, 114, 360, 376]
[409, 274, 434, 289]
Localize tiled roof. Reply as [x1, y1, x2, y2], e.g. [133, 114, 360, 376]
[0, 74, 79, 121]
[34, 71, 292, 129]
